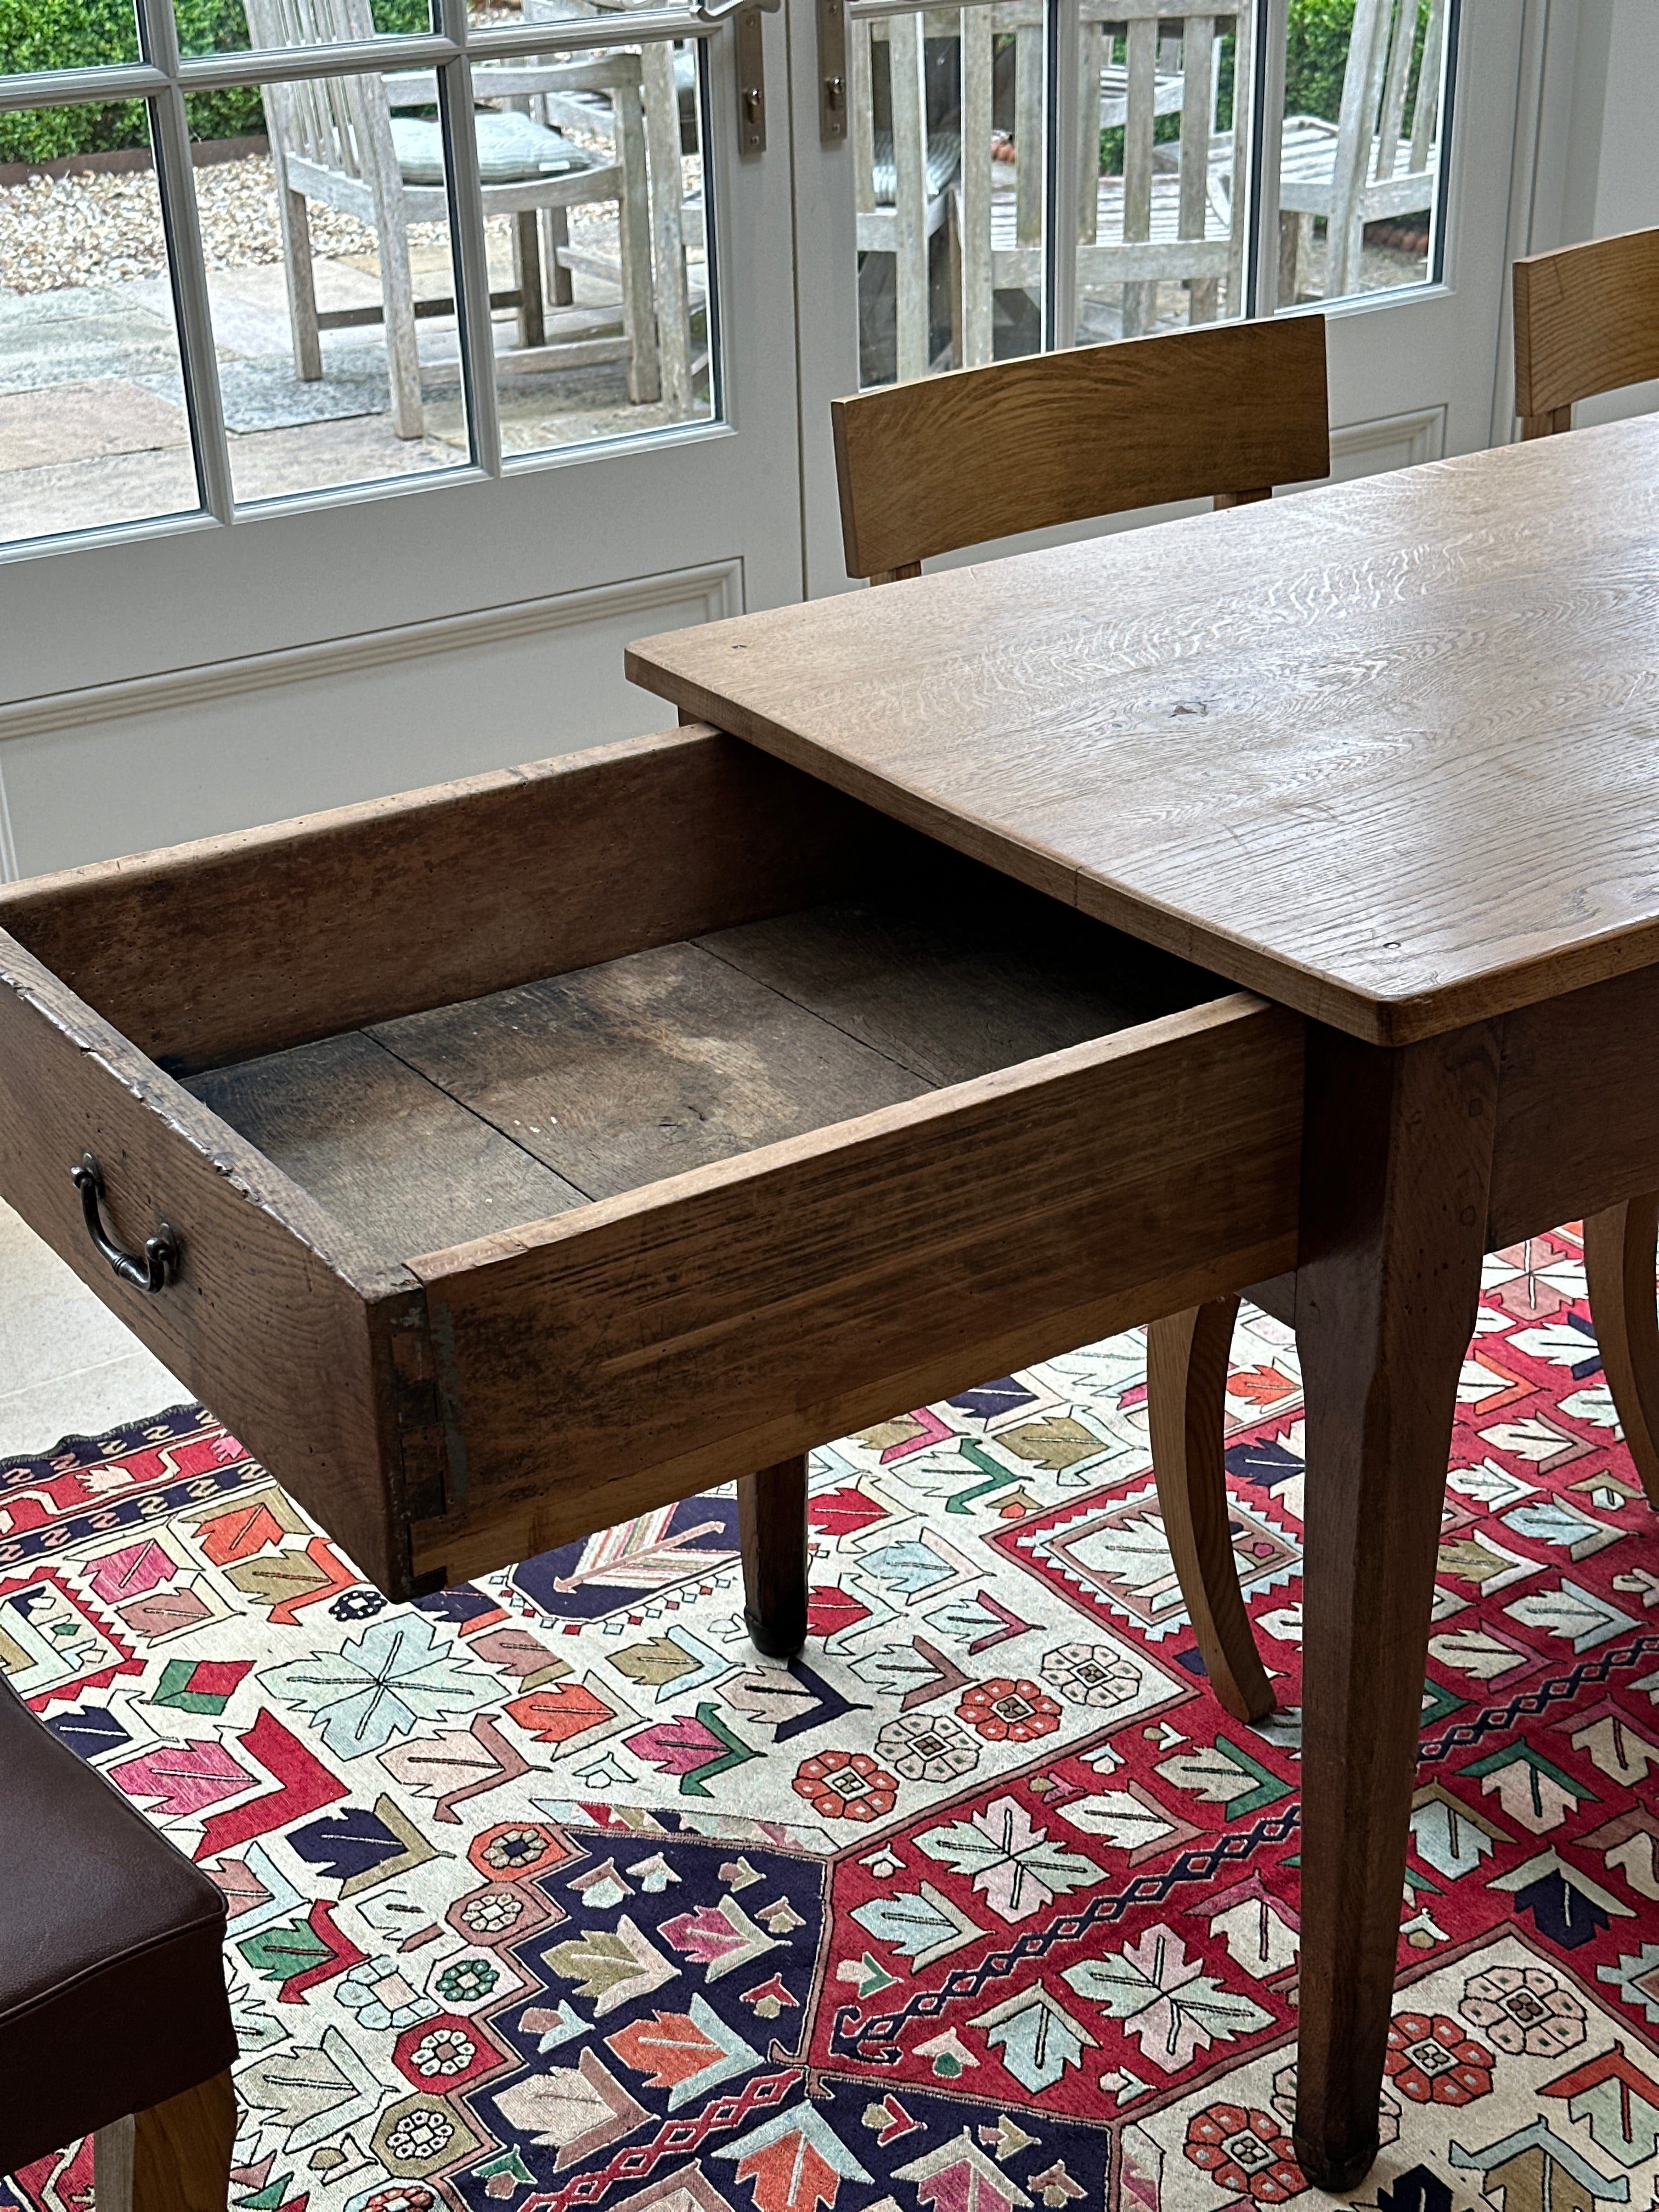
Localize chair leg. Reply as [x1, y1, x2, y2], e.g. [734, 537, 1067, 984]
[512, 211, 546, 349]
[543, 205, 574, 306]
[634, 55, 676, 407]
[93, 2113, 135, 2211]
[1147, 1297, 1276, 1724]
[738, 1456, 808, 1657]
[131, 2070, 236, 2212]
[1583, 1193, 1659, 1509]
[275, 186, 322, 381]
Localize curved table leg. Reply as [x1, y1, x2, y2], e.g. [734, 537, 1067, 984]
[738, 1455, 809, 1656]
[1148, 1297, 1275, 1723]
[1292, 1021, 1499, 2191]
[1583, 1193, 1659, 1509]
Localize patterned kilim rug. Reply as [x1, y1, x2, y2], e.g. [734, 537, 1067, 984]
[6, 1224, 1659, 2212]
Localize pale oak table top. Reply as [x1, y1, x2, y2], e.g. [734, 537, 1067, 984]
[628, 413, 1659, 1046]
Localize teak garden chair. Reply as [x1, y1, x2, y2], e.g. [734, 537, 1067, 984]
[1276, 0, 1448, 305]
[246, 0, 659, 437]
[981, 3, 1251, 363]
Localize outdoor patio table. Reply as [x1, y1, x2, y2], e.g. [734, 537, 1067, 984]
[623, 409, 1659, 2187]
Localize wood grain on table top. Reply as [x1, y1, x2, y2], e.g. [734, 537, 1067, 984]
[627, 414, 1659, 1045]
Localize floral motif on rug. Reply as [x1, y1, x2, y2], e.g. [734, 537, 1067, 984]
[5, 1225, 1659, 2211]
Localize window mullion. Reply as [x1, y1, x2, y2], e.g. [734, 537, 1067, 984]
[176, 33, 456, 90]
[1045, 0, 1082, 351]
[1246, 0, 1287, 317]
[140, 0, 235, 522]
[435, 0, 503, 477]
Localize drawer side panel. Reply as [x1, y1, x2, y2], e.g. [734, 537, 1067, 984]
[0, 929, 417, 1595]
[409, 994, 1303, 1583]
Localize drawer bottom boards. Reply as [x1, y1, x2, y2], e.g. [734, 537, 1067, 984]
[184, 866, 1220, 1269]
[0, 727, 1303, 1594]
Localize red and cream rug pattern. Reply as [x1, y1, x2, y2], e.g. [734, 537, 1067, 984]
[4, 1222, 1659, 2211]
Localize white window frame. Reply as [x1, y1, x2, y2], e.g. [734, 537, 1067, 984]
[0, 0, 732, 551]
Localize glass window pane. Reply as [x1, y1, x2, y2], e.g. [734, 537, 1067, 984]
[0, 104, 200, 548]
[174, 0, 436, 61]
[0, 4, 138, 87]
[1073, 5, 1251, 345]
[465, 35, 714, 458]
[1277, 0, 1447, 307]
[192, 75, 471, 505]
[853, 2, 1040, 388]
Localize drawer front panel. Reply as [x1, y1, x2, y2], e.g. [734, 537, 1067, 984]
[409, 994, 1304, 1583]
[0, 928, 415, 1594]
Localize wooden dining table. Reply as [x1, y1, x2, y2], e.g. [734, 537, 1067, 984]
[625, 409, 1659, 2190]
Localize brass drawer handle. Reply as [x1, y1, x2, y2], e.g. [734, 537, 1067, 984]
[71, 1153, 180, 1293]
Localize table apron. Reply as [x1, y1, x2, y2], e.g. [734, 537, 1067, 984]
[1488, 961, 1659, 1248]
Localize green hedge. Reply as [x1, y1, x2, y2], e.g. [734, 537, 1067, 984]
[0, 0, 432, 163]
[1284, 0, 1356, 124]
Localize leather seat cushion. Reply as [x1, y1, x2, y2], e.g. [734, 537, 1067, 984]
[0, 1671, 236, 2174]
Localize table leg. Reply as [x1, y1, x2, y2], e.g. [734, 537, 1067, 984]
[1292, 1020, 1499, 2190]
[737, 1455, 809, 1656]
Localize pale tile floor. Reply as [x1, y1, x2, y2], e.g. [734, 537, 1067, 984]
[0, 1195, 187, 1460]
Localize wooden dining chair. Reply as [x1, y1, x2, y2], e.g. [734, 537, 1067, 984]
[835, 308, 1659, 1732]
[831, 312, 1330, 582]
[1508, 221, 1659, 1529]
[832, 315, 1329, 1719]
[1, 1671, 238, 2209]
[1513, 225, 1659, 438]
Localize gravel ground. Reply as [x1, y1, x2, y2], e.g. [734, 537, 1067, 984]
[0, 157, 453, 295]
[0, 126, 682, 297]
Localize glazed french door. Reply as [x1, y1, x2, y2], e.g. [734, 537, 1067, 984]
[0, 0, 803, 877]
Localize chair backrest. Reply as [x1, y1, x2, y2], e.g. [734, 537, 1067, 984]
[1079, 3, 1254, 335]
[244, 0, 388, 185]
[832, 314, 1329, 582]
[1513, 227, 1659, 438]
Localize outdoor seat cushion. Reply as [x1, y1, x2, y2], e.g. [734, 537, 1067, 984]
[391, 111, 594, 185]
[871, 129, 961, 207]
[0, 1669, 235, 2174]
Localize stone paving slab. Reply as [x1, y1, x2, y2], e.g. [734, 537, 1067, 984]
[0, 376, 189, 471]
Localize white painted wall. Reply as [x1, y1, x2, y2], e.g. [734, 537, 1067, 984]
[1544, 0, 1659, 426]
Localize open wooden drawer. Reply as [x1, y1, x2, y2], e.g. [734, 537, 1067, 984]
[0, 726, 1304, 1598]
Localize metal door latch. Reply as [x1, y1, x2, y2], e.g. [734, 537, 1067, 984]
[817, 0, 847, 139]
[734, 0, 766, 155]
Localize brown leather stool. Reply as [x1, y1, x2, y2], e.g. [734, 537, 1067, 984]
[1, 1671, 238, 2208]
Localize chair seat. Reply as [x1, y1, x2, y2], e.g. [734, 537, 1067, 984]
[991, 162, 1234, 253]
[0, 1672, 234, 2175]
[391, 110, 594, 185]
